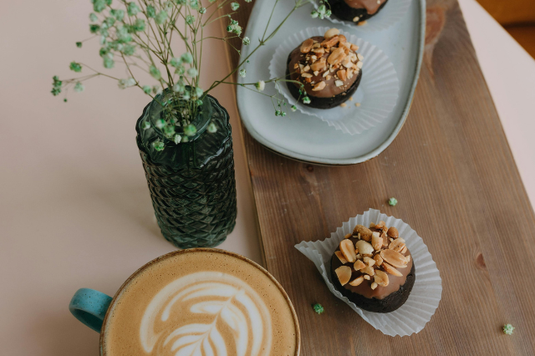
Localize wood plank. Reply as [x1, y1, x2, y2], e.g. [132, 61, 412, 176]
[225, 0, 535, 354]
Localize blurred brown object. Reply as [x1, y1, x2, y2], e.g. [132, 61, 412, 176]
[477, 0, 535, 57]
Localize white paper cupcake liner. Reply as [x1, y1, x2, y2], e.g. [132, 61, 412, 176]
[269, 27, 399, 135]
[294, 209, 442, 337]
[311, 0, 413, 32]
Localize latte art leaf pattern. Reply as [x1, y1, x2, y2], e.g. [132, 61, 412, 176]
[140, 272, 273, 356]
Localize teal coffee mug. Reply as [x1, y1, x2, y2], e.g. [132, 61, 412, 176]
[68, 248, 301, 356]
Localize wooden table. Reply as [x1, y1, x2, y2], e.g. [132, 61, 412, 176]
[228, 0, 535, 354]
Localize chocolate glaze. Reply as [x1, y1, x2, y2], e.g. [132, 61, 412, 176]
[330, 0, 389, 22]
[331, 261, 415, 313]
[288, 37, 358, 98]
[331, 236, 413, 300]
[344, 0, 387, 15]
[285, 67, 361, 109]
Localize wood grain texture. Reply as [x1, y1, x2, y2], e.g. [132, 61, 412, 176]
[225, 1, 535, 354]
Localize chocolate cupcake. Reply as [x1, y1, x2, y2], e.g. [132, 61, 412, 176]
[286, 28, 363, 109]
[330, 221, 415, 313]
[329, 0, 389, 24]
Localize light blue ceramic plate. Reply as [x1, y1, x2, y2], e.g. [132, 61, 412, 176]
[236, 0, 426, 165]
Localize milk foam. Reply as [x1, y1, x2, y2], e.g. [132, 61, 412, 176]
[139, 271, 272, 356]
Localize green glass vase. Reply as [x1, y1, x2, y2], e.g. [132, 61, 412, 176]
[136, 91, 237, 249]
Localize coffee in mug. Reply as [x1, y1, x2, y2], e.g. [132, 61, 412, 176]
[69, 249, 300, 356]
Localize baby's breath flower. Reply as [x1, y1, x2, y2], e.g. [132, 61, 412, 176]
[76, 42, 82, 48]
[133, 19, 146, 32]
[227, 19, 242, 35]
[314, 3, 332, 19]
[127, 2, 140, 16]
[207, 122, 217, 133]
[189, 0, 200, 10]
[155, 118, 166, 129]
[244, 0, 252, 2]
[69, 61, 82, 72]
[173, 134, 182, 144]
[175, 66, 185, 75]
[116, 25, 132, 43]
[89, 24, 100, 34]
[149, 65, 161, 80]
[152, 85, 162, 95]
[103, 57, 114, 68]
[146, 5, 156, 18]
[503, 324, 515, 335]
[185, 15, 195, 25]
[194, 87, 203, 97]
[118, 77, 136, 89]
[143, 85, 152, 94]
[184, 124, 197, 137]
[311, 10, 319, 18]
[163, 125, 176, 138]
[186, 68, 198, 78]
[111, 9, 124, 21]
[122, 44, 136, 56]
[255, 80, 265, 91]
[170, 57, 180, 67]
[155, 11, 168, 25]
[180, 52, 193, 64]
[143, 121, 151, 130]
[93, 0, 106, 13]
[199, 7, 206, 14]
[242, 37, 250, 45]
[51, 76, 62, 96]
[105, 17, 116, 27]
[173, 82, 185, 93]
[90, 13, 98, 22]
[74, 82, 85, 92]
[239, 68, 246, 78]
[230, 2, 239, 11]
[182, 90, 190, 100]
[153, 139, 165, 151]
[302, 96, 311, 104]
[291, 105, 297, 112]
[196, 99, 203, 106]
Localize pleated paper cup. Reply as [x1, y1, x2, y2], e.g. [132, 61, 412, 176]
[311, 0, 413, 32]
[269, 27, 399, 135]
[294, 209, 442, 337]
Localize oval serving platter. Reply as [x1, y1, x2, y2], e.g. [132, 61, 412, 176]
[236, 0, 426, 165]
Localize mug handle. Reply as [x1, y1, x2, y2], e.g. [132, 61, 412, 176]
[69, 288, 113, 333]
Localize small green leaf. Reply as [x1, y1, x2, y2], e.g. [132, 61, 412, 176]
[312, 303, 324, 314]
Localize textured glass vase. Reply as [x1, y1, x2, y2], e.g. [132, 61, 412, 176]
[136, 91, 237, 249]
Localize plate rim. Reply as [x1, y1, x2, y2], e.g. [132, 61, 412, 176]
[237, 0, 426, 166]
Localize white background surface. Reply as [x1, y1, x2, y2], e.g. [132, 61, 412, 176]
[0, 0, 533, 354]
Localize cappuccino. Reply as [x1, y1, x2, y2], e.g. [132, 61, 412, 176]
[101, 249, 299, 356]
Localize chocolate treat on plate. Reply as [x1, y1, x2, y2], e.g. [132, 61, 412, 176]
[330, 221, 415, 313]
[329, 0, 389, 24]
[286, 28, 363, 109]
